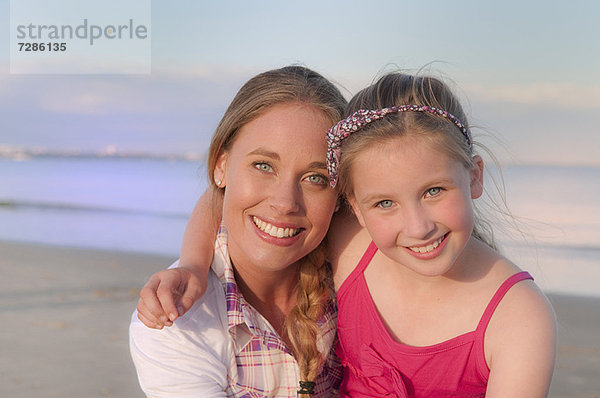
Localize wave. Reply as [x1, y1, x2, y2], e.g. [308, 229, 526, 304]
[0, 199, 189, 219]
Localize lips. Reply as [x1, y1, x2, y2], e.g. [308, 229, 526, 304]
[408, 234, 447, 254]
[252, 216, 302, 238]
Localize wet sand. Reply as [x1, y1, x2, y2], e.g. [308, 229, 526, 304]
[0, 241, 598, 397]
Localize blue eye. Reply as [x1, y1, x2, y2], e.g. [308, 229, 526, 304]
[254, 162, 273, 172]
[376, 200, 394, 208]
[426, 187, 442, 197]
[305, 174, 328, 185]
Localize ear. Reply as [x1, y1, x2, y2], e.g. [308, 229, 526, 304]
[470, 155, 484, 199]
[334, 196, 342, 213]
[346, 196, 367, 228]
[213, 151, 228, 188]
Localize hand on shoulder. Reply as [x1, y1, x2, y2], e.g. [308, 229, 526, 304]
[136, 261, 209, 329]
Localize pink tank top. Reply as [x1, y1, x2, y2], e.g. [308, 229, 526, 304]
[336, 241, 533, 398]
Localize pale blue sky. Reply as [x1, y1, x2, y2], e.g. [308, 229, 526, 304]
[1, 0, 599, 165]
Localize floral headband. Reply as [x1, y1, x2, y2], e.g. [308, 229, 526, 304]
[326, 104, 472, 188]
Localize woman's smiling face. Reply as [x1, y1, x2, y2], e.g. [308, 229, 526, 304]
[214, 101, 337, 275]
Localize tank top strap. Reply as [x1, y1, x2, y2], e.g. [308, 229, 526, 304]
[337, 241, 378, 300]
[472, 271, 534, 377]
[356, 241, 378, 273]
[475, 271, 533, 334]
[339, 241, 378, 293]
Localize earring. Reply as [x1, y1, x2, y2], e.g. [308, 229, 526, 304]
[215, 178, 222, 187]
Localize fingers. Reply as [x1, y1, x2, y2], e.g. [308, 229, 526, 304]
[138, 274, 172, 328]
[137, 298, 172, 329]
[156, 273, 181, 322]
[176, 270, 207, 316]
[135, 267, 206, 329]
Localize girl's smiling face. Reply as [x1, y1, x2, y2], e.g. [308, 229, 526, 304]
[347, 135, 483, 277]
[214, 101, 337, 276]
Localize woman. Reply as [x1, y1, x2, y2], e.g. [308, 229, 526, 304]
[129, 66, 347, 397]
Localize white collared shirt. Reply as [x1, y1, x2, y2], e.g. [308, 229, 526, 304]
[129, 227, 341, 397]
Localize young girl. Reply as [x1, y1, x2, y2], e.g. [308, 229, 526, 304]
[138, 71, 556, 397]
[327, 73, 556, 397]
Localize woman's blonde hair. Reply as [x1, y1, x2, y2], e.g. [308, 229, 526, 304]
[337, 72, 497, 249]
[206, 65, 346, 396]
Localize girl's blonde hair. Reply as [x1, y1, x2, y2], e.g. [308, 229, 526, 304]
[337, 72, 497, 249]
[206, 66, 347, 396]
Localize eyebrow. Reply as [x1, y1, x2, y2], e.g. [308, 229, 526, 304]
[424, 178, 457, 188]
[357, 193, 388, 205]
[310, 161, 328, 171]
[248, 148, 280, 160]
[247, 148, 328, 171]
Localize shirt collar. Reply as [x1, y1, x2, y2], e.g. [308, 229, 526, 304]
[211, 224, 336, 358]
[211, 225, 276, 343]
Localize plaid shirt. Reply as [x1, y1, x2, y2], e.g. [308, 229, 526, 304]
[212, 226, 341, 397]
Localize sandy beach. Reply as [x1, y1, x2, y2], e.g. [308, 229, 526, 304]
[1, 240, 598, 398]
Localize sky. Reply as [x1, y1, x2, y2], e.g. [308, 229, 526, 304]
[1, 0, 599, 165]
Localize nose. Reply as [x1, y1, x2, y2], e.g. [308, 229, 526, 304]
[402, 204, 436, 240]
[268, 176, 302, 214]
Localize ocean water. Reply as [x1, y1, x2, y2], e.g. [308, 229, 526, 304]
[494, 165, 600, 297]
[0, 157, 206, 256]
[1, 157, 599, 297]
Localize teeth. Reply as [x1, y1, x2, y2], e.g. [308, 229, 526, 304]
[253, 216, 300, 238]
[409, 235, 444, 254]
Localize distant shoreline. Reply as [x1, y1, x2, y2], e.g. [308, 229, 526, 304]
[0, 148, 206, 162]
[2, 147, 599, 169]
